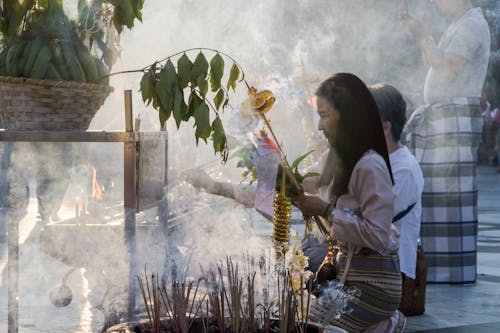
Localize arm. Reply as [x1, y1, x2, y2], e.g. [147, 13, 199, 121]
[419, 36, 469, 76]
[330, 155, 395, 252]
[182, 169, 255, 207]
[401, 11, 468, 75]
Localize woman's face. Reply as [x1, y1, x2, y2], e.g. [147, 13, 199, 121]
[316, 95, 340, 145]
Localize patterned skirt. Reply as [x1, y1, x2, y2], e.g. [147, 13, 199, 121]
[310, 250, 402, 333]
[403, 98, 483, 283]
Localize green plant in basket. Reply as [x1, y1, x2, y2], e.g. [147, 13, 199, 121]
[0, 0, 144, 84]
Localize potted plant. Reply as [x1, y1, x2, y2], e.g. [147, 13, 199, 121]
[0, 0, 144, 130]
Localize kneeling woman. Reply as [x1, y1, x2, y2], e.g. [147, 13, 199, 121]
[294, 73, 404, 332]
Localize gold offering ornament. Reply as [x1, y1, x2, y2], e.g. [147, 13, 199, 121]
[242, 85, 324, 261]
[248, 85, 330, 244]
[273, 164, 292, 259]
[240, 85, 276, 115]
[248, 88, 275, 113]
[243, 85, 302, 191]
[242, 85, 295, 260]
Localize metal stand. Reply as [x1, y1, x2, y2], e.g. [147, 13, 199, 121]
[0, 90, 167, 332]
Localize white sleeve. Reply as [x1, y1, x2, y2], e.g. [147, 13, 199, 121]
[445, 19, 481, 61]
[393, 167, 423, 216]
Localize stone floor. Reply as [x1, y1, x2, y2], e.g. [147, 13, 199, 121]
[405, 166, 500, 333]
[1, 166, 500, 332]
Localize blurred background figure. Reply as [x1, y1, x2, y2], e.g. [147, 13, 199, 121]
[401, 0, 491, 283]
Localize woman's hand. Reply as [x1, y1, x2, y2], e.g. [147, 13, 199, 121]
[293, 193, 330, 218]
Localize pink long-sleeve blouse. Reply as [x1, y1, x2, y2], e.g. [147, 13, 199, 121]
[330, 150, 399, 255]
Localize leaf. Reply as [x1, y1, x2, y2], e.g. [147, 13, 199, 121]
[155, 60, 178, 118]
[130, 0, 145, 21]
[291, 150, 316, 170]
[139, 67, 156, 105]
[190, 52, 208, 86]
[222, 97, 229, 111]
[209, 53, 224, 92]
[112, 11, 123, 32]
[226, 63, 240, 91]
[113, 0, 135, 30]
[194, 102, 211, 144]
[172, 88, 185, 129]
[177, 53, 192, 89]
[213, 88, 225, 110]
[156, 77, 172, 116]
[159, 59, 177, 93]
[187, 92, 202, 120]
[197, 75, 208, 98]
[302, 172, 321, 179]
[212, 116, 228, 161]
[159, 106, 170, 129]
[179, 91, 188, 121]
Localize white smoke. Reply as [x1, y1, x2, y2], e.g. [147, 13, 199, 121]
[2, 1, 499, 332]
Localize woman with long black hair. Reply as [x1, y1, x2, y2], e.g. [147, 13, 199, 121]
[294, 73, 405, 332]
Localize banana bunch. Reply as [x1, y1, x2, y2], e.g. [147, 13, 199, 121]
[0, 36, 109, 85]
[0, 0, 109, 85]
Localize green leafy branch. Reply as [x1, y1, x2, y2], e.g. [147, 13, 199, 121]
[276, 151, 320, 197]
[110, 48, 246, 163]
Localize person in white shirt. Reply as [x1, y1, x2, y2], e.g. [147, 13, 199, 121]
[370, 84, 424, 282]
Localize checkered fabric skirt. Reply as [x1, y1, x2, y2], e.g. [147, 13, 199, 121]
[403, 98, 483, 283]
[309, 251, 402, 333]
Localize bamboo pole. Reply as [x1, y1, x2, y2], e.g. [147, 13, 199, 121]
[123, 90, 137, 321]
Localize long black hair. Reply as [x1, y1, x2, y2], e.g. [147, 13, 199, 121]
[316, 73, 394, 198]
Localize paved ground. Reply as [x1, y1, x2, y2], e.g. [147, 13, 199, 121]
[405, 166, 500, 333]
[1, 166, 499, 332]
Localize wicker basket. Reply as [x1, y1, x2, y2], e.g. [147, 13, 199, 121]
[0, 76, 113, 131]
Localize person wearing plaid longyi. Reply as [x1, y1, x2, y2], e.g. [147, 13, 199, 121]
[401, 0, 490, 283]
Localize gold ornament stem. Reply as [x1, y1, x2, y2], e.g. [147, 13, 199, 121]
[258, 112, 303, 193]
[280, 161, 286, 196]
